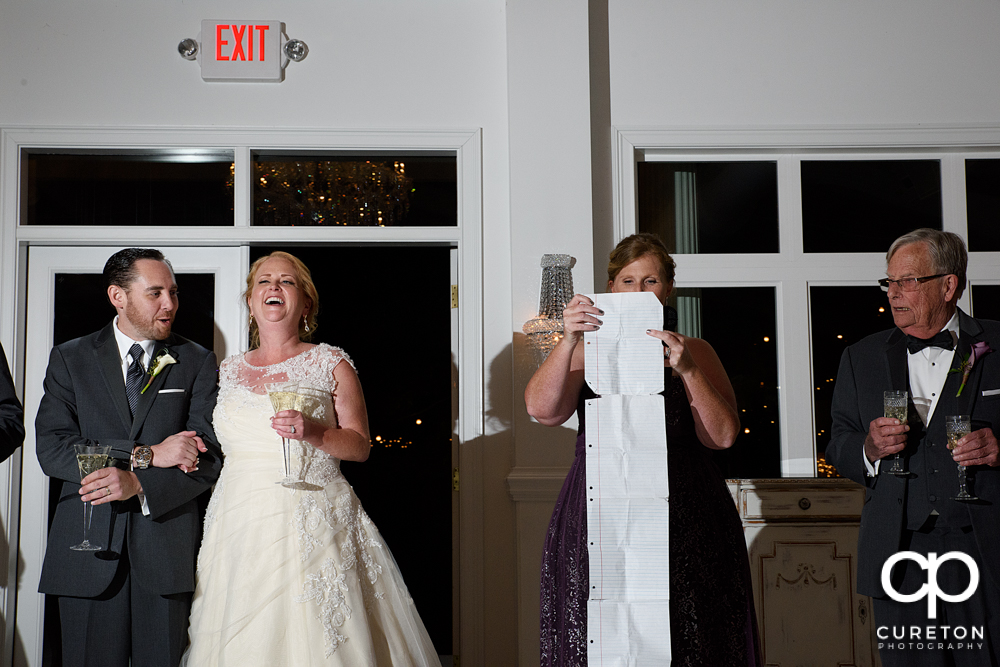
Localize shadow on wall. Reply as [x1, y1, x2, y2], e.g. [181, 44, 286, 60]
[5, 478, 27, 664]
[506, 333, 579, 667]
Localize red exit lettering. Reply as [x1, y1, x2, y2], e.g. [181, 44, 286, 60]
[215, 24, 270, 62]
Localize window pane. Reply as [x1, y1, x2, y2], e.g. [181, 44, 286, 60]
[966, 159, 1000, 252]
[801, 160, 942, 253]
[252, 154, 457, 226]
[637, 162, 779, 254]
[25, 152, 234, 226]
[53, 272, 216, 351]
[972, 284, 1000, 321]
[673, 286, 780, 478]
[811, 285, 895, 472]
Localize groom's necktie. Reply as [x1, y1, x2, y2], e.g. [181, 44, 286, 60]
[125, 343, 145, 417]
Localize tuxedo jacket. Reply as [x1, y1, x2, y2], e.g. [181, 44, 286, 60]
[827, 309, 1000, 598]
[0, 342, 24, 462]
[36, 323, 221, 598]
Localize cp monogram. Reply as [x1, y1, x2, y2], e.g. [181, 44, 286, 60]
[881, 551, 979, 619]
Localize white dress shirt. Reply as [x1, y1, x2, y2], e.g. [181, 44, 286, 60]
[865, 311, 960, 477]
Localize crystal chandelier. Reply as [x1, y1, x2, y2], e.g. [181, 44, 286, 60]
[523, 254, 576, 366]
[254, 159, 412, 226]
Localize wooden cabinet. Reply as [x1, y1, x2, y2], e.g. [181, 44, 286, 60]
[731, 479, 882, 667]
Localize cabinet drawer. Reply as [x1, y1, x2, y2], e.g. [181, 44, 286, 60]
[740, 486, 863, 520]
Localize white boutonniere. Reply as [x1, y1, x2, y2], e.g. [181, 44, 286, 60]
[140, 349, 178, 394]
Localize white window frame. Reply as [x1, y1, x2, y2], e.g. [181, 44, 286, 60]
[0, 126, 485, 664]
[613, 126, 1000, 477]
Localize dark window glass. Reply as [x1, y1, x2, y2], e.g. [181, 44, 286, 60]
[253, 155, 457, 227]
[637, 162, 779, 254]
[811, 285, 895, 472]
[673, 286, 780, 478]
[25, 153, 234, 226]
[801, 160, 942, 253]
[52, 273, 215, 351]
[966, 159, 1000, 252]
[250, 245, 453, 653]
[972, 284, 1000, 321]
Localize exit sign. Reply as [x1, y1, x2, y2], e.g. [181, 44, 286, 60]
[201, 20, 283, 82]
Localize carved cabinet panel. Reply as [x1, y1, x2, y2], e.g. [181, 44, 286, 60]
[732, 479, 882, 667]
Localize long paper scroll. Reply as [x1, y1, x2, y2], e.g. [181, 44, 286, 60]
[585, 292, 671, 665]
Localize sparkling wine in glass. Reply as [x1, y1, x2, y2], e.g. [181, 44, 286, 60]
[71, 444, 112, 551]
[947, 415, 979, 501]
[266, 382, 322, 491]
[883, 390, 909, 476]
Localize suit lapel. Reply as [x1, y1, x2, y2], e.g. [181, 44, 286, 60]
[884, 328, 909, 395]
[952, 310, 988, 417]
[95, 325, 133, 431]
[912, 309, 986, 429]
[129, 339, 176, 436]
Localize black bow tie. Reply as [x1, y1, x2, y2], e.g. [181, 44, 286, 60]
[906, 331, 955, 354]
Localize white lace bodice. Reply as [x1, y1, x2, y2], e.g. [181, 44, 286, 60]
[219, 343, 355, 418]
[212, 343, 356, 488]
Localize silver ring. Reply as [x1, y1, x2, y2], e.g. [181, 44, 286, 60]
[665, 346, 671, 357]
[290, 426, 296, 434]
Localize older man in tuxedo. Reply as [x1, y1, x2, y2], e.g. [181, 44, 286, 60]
[828, 229, 1000, 666]
[36, 248, 221, 667]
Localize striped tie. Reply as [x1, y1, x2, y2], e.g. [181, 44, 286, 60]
[125, 343, 145, 417]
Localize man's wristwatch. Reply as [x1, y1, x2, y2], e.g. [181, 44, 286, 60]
[132, 445, 153, 470]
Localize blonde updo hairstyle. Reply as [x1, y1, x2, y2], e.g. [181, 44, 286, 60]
[607, 233, 676, 286]
[245, 251, 320, 350]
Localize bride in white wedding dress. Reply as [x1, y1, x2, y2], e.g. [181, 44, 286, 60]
[183, 252, 439, 666]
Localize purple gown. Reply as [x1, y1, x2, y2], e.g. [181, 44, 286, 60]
[539, 375, 762, 667]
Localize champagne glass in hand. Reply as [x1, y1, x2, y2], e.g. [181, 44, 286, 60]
[267, 382, 300, 484]
[884, 391, 909, 476]
[266, 383, 322, 491]
[71, 444, 112, 551]
[947, 415, 979, 501]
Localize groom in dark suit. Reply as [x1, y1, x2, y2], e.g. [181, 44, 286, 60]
[828, 229, 1000, 667]
[36, 248, 221, 667]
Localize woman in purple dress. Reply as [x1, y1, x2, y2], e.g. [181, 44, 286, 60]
[525, 233, 761, 667]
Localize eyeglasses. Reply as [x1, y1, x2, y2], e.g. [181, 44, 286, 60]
[878, 274, 948, 292]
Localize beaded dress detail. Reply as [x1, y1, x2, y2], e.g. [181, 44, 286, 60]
[539, 373, 761, 667]
[183, 344, 439, 666]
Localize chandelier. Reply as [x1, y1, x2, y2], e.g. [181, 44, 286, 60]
[254, 159, 413, 226]
[523, 254, 576, 366]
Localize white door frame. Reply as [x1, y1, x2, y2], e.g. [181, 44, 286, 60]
[16, 245, 244, 667]
[0, 126, 485, 666]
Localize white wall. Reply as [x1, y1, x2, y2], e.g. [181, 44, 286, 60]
[609, 1, 1000, 126]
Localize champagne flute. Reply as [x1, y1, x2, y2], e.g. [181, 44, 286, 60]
[266, 382, 322, 491]
[883, 390, 909, 476]
[947, 415, 979, 501]
[71, 444, 112, 551]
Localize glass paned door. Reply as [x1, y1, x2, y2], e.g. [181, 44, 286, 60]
[16, 246, 243, 667]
